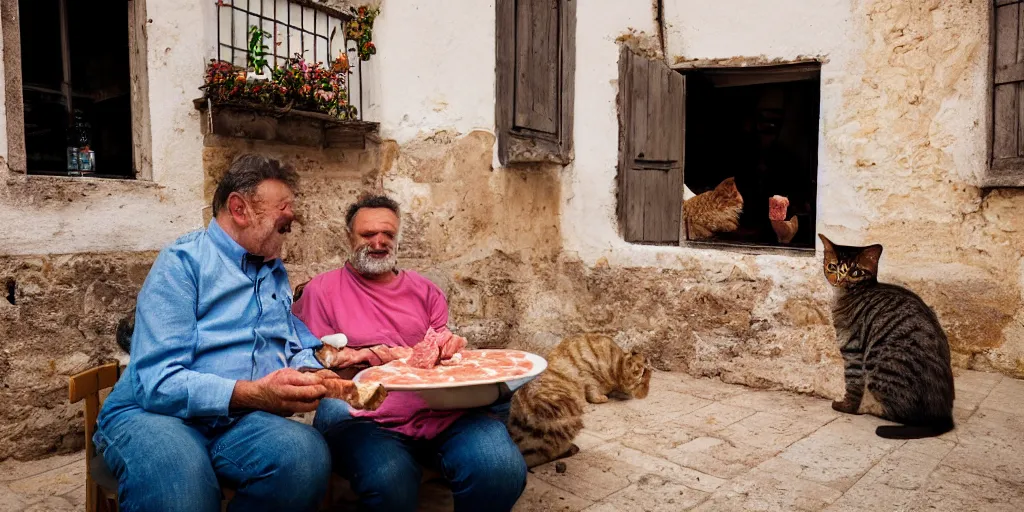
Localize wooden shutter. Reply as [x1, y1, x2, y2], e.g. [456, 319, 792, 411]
[617, 46, 686, 243]
[991, 0, 1024, 181]
[496, 0, 575, 166]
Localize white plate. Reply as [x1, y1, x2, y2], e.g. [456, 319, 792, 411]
[352, 350, 548, 391]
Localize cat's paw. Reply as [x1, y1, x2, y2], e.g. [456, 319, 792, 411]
[584, 386, 610, 404]
[831, 399, 860, 414]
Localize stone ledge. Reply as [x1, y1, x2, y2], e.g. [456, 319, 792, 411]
[194, 99, 380, 150]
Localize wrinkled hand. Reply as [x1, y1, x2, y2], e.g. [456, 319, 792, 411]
[316, 345, 375, 368]
[316, 345, 413, 368]
[439, 334, 467, 360]
[367, 345, 412, 364]
[231, 368, 327, 416]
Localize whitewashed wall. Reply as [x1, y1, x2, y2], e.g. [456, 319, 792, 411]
[0, 0, 213, 256]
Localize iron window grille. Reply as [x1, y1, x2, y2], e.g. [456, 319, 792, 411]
[215, 0, 366, 120]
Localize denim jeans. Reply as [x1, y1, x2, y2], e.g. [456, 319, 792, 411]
[94, 409, 331, 512]
[314, 398, 527, 512]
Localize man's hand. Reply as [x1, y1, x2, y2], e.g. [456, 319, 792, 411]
[367, 345, 413, 364]
[316, 345, 413, 368]
[439, 334, 467, 360]
[230, 368, 327, 415]
[315, 345, 372, 368]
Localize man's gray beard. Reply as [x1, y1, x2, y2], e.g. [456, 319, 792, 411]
[350, 245, 397, 276]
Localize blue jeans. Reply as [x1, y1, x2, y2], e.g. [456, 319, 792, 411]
[94, 409, 331, 512]
[315, 399, 527, 512]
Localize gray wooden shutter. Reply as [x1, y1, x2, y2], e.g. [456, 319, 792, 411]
[496, 0, 575, 166]
[617, 46, 685, 244]
[992, 0, 1024, 175]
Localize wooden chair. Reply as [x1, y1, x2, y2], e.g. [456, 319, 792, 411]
[68, 362, 123, 512]
[68, 362, 247, 512]
[69, 362, 443, 512]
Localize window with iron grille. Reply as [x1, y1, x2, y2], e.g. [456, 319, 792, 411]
[214, 0, 366, 120]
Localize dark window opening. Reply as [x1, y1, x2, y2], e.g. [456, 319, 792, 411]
[5, 280, 15, 305]
[682, 64, 820, 250]
[19, 0, 134, 179]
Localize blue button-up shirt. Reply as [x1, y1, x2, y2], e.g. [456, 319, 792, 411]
[97, 219, 323, 431]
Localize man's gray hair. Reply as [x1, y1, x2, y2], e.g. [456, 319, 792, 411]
[211, 154, 300, 216]
[345, 194, 401, 232]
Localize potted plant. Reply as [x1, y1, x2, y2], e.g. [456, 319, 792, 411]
[247, 25, 272, 81]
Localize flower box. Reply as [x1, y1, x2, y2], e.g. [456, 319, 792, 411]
[193, 98, 379, 149]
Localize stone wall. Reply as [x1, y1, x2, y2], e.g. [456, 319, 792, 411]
[0, 253, 153, 460]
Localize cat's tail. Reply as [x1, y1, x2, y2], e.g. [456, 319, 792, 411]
[875, 416, 954, 440]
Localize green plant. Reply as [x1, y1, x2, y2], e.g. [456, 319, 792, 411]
[346, 6, 379, 61]
[200, 53, 357, 120]
[247, 25, 271, 74]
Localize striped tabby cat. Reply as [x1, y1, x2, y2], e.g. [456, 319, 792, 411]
[507, 333, 651, 467]
[683, 177, 744, 240]
[820, 234, 955, 439]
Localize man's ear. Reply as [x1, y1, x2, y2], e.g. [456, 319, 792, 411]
[227, 192, 251, 227]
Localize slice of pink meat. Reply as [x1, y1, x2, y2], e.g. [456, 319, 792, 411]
[769, 195, 789, 221]
[407, 337, 441, 369]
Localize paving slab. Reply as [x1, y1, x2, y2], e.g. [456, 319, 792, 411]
[3, 370, 1023, 512]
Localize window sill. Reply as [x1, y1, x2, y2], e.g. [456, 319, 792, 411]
[981, 171, 1024, 188]
[624, 238, 816, 257]
[4, 172, 166, 200]
[26, 170, 141, 182]
[682, 239, 816, 257]
[193, 99, 379, 150]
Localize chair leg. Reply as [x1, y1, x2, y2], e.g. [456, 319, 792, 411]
[86, 481, 97, 512]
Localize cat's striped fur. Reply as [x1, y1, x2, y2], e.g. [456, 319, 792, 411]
[820, 234, 955, 439]
[507, 333, 652, 467]
[683, 177, 744, 240]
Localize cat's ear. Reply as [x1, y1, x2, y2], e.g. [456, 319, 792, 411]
[818, 234, 836, 256]
[716, 177, 737, 193]
[857, 244, 883, 273]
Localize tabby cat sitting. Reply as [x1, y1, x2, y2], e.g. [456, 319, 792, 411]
[820, 234, 955, 439]
[507, 333, 652, 468]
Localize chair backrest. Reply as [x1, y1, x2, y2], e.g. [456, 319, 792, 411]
[294, 279, 310, 301]
[68, 363, 123, 464]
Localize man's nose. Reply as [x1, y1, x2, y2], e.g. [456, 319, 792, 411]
[369, 235, 387, 248]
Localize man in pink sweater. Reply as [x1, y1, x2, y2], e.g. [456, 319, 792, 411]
[292, 195, 527, 512]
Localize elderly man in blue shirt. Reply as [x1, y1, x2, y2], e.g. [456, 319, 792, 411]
[94, 154, 331, 512]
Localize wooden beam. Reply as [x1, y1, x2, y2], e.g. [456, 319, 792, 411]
[58, 0, 73, 122]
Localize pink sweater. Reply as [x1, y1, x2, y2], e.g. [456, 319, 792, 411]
[292, 263, 463, 439]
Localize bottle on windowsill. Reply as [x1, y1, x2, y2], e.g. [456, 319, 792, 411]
[66, 110, 95, 176]
[66, 116, 80, 176]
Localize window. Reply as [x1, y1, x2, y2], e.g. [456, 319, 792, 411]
[617, 47, 821, 250]
[495, 0, 575, 166]
[988, 0, 1024, 187]
[17, 0, 143, 179]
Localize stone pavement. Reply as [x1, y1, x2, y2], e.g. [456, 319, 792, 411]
[2, 369, 1023, 511]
